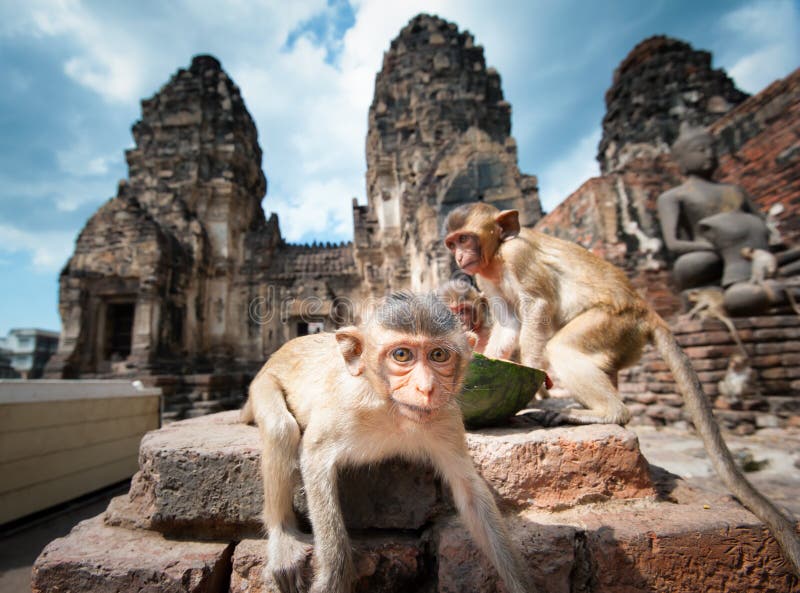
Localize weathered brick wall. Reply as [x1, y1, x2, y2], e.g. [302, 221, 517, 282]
[711, 67, 800, 245]
[620, 315, 800, 433]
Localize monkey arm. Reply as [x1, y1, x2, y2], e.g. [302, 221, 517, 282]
[429, 442, 533, 593]
[482, 298, 520, 360]
[518, 297, 552, 368]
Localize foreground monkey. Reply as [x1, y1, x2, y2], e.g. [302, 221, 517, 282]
[444, 202, 800, 575]
[241, 292, 532, 593]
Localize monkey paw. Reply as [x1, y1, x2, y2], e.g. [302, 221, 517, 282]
[267, 531, 312, 593]
[511, 409, 568, 427]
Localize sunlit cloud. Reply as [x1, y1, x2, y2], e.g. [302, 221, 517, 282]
[720, 0, 799, 93]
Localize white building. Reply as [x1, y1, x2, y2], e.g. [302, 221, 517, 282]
[0, 329, 59, 379]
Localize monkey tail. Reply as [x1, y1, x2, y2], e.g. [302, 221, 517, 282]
[715, 314, 749, 358]
[650, 314, 800, 575]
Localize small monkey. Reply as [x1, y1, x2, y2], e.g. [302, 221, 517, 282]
[241, 292, 533, 593]
[444, 202, 800, 575]
[437, 278, 491, 353]
[717, 353, 760, 407]
[684, 288, 748, 357]
[741, 246, 800, 315]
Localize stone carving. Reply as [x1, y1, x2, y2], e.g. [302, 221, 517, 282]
[658, 123, 798, 316]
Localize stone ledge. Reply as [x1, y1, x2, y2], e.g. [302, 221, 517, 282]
[436, 496, 800, 593]
[105, 411, 655, 539]
[230, 535, 430, 593]
[31, 516, 233, 593]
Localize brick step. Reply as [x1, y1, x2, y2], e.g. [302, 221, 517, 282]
[105, 411, 655, 539]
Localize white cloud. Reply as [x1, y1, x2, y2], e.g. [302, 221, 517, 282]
[537, 128, 602, 212]
[720, 0, 800, 93]
[0, 223, 76, 272]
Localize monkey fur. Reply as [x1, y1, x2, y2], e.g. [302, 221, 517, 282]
[444, 202, 800, 575]
[242, 292, 533, 593]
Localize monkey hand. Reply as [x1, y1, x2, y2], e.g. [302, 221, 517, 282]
[267, 530, 312, 593]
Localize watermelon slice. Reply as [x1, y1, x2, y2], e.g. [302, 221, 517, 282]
[459, 353, 546, 428]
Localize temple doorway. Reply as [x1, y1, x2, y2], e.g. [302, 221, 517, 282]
[104, 302, 135, 360]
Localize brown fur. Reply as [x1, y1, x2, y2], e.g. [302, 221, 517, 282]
[445, 202, 800, 576]
[242, 292, 533, 593]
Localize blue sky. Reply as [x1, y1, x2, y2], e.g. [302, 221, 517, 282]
[0, 0, 798, 335]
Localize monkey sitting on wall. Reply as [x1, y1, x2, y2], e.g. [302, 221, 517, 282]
[241, 292, 533, 593]
[443, 202, 800, 575]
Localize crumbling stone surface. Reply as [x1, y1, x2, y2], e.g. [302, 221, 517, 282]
[598, 35, 748, 174]
[436, 514, 576, 593]
[467, 423, 655, 510]
[230, 536, 431, 593]
[31, 516, 232, 593]
[104, 411, 654, 540]
[437, 497, 800, 593]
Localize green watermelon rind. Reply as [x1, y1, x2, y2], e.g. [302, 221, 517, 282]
[459, 353, 545, 428]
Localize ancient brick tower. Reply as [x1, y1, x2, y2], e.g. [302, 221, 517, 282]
[598, 35, 749, 174]
[354, 14, 543, 293]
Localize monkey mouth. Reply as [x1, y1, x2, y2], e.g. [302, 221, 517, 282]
[391, 398, 437, 422]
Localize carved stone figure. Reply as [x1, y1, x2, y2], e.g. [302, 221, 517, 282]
[657, 124, 775, 315]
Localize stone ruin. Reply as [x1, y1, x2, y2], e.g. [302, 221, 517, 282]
[31, 411, 798, 592]
[358, 14, 542, 293]
[536, 36, 800, 433]
[30, 14, 800, 593]
[46, 15, 542, 420]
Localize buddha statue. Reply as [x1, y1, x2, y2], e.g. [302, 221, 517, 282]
[657, 124, 774, 315]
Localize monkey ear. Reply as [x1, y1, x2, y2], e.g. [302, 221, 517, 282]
[495, 210, 520, 241]
[335, 326, 365, 376]
[465, 331, 479, 351]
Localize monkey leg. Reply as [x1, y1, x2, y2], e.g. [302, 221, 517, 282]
[431, 442, 532, 593]
[543, 312, 634, 425]
[300, 444, 355, 593]
[249, 374, 309, 593]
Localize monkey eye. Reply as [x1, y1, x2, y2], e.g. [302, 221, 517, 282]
[429, 348, 451, 363]
[391, 348, 414, 363]
[458, 234, 470, 244]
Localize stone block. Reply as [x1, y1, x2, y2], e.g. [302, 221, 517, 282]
[466, 423, 654, 510]
[31, 515, 232, 593]
[105, 411, 440, 538]
[107, 412, 655, 539]
[230, 536, 430, 593]
[436, 495, 799, 593]
[435, 514, 576, 593]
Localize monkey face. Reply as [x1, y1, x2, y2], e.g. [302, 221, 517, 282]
[445, 232, 482, 274]
[379, 335, 460, 423]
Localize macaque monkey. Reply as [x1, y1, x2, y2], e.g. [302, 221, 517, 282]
[444, 202, 800, 575]
[717, 353, 760, 407]
[437, 278, 491, 353]
[241, 292, 533, 593]
[684, 288, 748, 357]
[741, 246, 800, 315]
